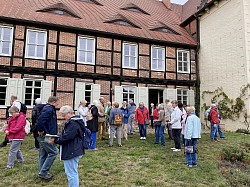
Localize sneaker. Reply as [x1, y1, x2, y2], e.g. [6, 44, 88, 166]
[38, 173, 53, 180]
[91, 148, 98, 151]
[30, 147, 39, 151]
[0, 143, 7, 148]
[17, 160, 24, 163]
[173, 149, 181, 152]
[143, 137, 146, 140]
[154, 142, 159, 144]
[108, 145, 113, 147]
[114, 136, 117, 139]
[140, 137, 143, 140]
[187, 165, 193, 168]
[193, 164, 198, 167]
[170, 147, 176, 150]
[118, 144, 122, 147]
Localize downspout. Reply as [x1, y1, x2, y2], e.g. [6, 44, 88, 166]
[195, 12, 201, 116]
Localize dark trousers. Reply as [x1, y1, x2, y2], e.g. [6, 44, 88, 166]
[172, 129, 181, 149]
[1, 135, 9, 146]
[33, 131, 40, 148]
[150, 116, 154, 129]
[167, 125, 173, 140]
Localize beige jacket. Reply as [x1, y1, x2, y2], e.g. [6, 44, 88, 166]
[164, 103, 172, 124]
[97, 103, 106, 123]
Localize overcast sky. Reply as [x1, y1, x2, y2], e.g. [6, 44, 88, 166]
[171, 0, 188, 5]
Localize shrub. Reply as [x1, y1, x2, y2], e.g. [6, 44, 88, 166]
[221, 146, 244, 162]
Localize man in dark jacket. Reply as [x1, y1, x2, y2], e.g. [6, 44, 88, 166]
[37, 96, 59, 180]
[51, 105, 84, 187]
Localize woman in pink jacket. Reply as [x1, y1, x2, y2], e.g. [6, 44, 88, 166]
[135, 102, 150, 140]
[4, 106, 26, 169]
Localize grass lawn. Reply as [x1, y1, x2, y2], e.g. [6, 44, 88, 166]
[0, 130, 249, 187]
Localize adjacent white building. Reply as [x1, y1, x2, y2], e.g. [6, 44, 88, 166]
[199, 0, 250, 131]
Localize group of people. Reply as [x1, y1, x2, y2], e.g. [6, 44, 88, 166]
[2, 94, 226, 186]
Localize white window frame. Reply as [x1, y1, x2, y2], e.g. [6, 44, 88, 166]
[0, 77, 8, 107]
[151, 45, 165, 71]
[25, 29, 47, 60]
[122, 86, 136, 102]
[177, 89, 188, 105]
[177, 49, 190, 73]
[122, 42, 138, 69]
[77, 36, 96, 65]
[0, 25, 14, 56]
[23, 79, 43, 107]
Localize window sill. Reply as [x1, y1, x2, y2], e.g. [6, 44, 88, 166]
[25, 56, 46, 60]
[122, 66, 138, 70]
[77, 62, 95, 65]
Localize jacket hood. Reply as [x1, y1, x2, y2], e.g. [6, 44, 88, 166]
[37, 104, 46, 110]
[70, 116, 85, 129]
[130, 103, 136, 106]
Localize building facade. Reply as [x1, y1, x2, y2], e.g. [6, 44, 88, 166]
[0, 0, 199, 121]
[199, 0, 250, 130]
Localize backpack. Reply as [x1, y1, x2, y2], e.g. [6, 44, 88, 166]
[82, 127, 92, 149]
[25, 120, 31, 134]
[205, 108, 211, 121]
[207, 111, 211, 121]
[86, 108, 93, 121]
[114, 109, 122, 126]
[19, 102, 27, 114]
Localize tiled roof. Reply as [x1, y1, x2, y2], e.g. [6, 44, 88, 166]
[0, 0, 196, 46]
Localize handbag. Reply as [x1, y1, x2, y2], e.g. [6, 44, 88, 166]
[145, 119, 150, 125]
[184, 146, 194, 153]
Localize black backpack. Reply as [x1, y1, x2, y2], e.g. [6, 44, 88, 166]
[19, 102, 27, 114]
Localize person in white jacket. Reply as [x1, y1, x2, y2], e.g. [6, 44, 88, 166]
[168, 100, 182, 152]
[77, 100, 88, 126]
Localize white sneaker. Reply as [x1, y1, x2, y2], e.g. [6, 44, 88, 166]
[173, 149, 181, 152]
[143, 137, 146, 140]
[114, 136, 116, 139]
[170, 147, 176, 150]
[140, 137, 143, 140]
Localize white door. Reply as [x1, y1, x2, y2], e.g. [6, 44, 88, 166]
[6, 78, 18, 105]
[92, 84, 101, 103]
[74, 82, 85, 110]
[188, 90, 195, 106]
[41, 81, 52, 104]
[166, 88, 177, 102]
[114, 86, 123, 106]
[138, 87, 149, 109]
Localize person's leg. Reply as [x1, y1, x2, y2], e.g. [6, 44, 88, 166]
[90, 132, 97, 149]
[64, 156, 82, 187]
[102, 122, 106, 139]
[6, 140, 22, 168]
[185, 139, 192, 166]
[217, 124, 225, 138]
[160, 126, 165, 145]
[16, 147, 24, 162]
[210, 123, 215, 140]
[37, 136, 47, 173]
[172, 129, 178, 148]
[176, 129, 181, 149]
[192, 139, 198, 166]
[97, 122, 102, 140]
[143, 124, 147, 138]
[124, 123, 128, 140]
[155, 125, 160, 144]
[109, 125, 115, 146]
[117, 126, 122, 145]
[182, 134, 185, 145]
[39, 143, 58, 176]
[168, 124, 174, 140]
[138, 124, 143, 138]
[150, 117, 154, 129]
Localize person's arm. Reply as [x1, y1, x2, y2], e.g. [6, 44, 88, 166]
[185, 117, 193, 140]
[135, 109, 138, 121]
[109, 109, 114, 124]
[54, 122, 79, 145]
[170, 109, 181, 124]
[92, 106, 99, 118]
[9, 115, 26, 133]
[37, 107, 52, 132]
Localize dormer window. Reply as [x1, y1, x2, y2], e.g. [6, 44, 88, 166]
[113, 20, 134, 27]
[79, 0, 102, 5]
[121, 3, 150, 15]
[154, 27, 178, 34]
[104, 14, 140, 28]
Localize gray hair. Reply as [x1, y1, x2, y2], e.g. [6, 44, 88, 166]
[59, 105, 74, 114]
[93, 100, 99, 106]
[158, 104, 164, 110]
[211, 104, 217, 108]
[171, 100, 178, 104]
[186, 106, 195, 113]
[35, 98, 42, 105]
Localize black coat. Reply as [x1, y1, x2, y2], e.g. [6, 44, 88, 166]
[54, 116, 84, 160]
[87, 105, 99, 132]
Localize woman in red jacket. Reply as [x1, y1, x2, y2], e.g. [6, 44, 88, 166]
[210, 104, 220, 141]
[135, 102, 149, 140]
[4, 106, 26, 169]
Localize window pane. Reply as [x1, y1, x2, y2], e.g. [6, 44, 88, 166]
[129, 87, 135, 93]
[130, 45, 136, 56]
[183, 90, 187, 95]
[130, 57, 136, 68]
[87, 52, 93, 63]
[85, 85, 91, 90]
[25, 88, 32, 94]
[158, 60, 163, 70]
[87, 39, 94, 51]
[124, 56, 129, 67]
[177, 96, 182, 102]
[152, 48, 157, 58]
[183, 53, 188, 61]
[123, 93, 128, 100]
[28, 31, 36, 44]
[177, 90, 181, 94]
[78, 51, 86, 62]
[3, 28, 11, 41]
[85, 91, 91, 97]
[178, 53, 182, 60]
[129, 94, 134, 100]
[158, 49, 162, 59]
[26, 81, 33, 86]
[124, 45, 129, 56]
[25, 99, 32, 106]
[35, 81, 41, 87]
[79, 39, 86, 50]
[0, 91, 6, 99]
[152, 59, 157, 69]
[0, 99, 5, 105]
[0, 79, 7, 85]
[2, 41, 10, 54]
[37, 32, 45, 45]
[123, 87, 129, 93]
[36, 45, 44, 58]
[184, 66, 188, 72]
[28, 44, 35, 57]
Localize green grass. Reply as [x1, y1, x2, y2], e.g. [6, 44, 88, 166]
[0, 131, 249, 187]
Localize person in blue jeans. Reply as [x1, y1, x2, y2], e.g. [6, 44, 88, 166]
[154, 104, 165, 146]
[50, 105, 85, 187]
[184, 106, 201, 167]
[135, 102, 150, 140]
[37, 96, 59, 180]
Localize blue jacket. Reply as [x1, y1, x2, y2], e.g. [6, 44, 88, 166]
[120, 107, 130, 124]
[37, 104, 58, 135]
[184, 113, 202, 140]
[54, 116, 84, 160]
[109, 108, 122, 125]
[127, 103, 136, 115]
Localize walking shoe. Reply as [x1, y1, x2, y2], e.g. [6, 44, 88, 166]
[118, 144, 122, 147]
[170, 147, 176, 150]
[0, 143, 7, 148]
[140, 137, 143, 140]
[91, 148, 98, 151]
[143, 137, 146, 140]
[154, 142, 159, 144]
[38, 173, 53, 180]
[187, 165, 193, 168]
[108, 145, 113, 147]
[17, 160, 24, 163]
[173, 149, 181, 152]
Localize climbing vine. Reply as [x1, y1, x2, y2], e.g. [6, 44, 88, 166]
[202, 84, 250, 125]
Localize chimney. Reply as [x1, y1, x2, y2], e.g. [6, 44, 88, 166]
[162, 0, 171, 9]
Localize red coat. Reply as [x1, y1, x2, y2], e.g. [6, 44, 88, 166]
[5, 112, 26, 140]
[210, 108, 220, 124]
[153, 109, 159, 120]
[135, 107, 149, 124]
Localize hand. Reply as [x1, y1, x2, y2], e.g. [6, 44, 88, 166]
[38, 131, 44, 137]
[48, 138, 55, 145]
[5, 130, 9, 135]
[213, 124, 217, 128]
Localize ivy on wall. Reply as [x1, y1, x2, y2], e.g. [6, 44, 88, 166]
[201, 84, 250, 131]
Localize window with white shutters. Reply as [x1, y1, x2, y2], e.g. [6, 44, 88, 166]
[0, 26, 13, 56]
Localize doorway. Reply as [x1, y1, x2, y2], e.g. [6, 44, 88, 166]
[148, 89, 163, 107]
